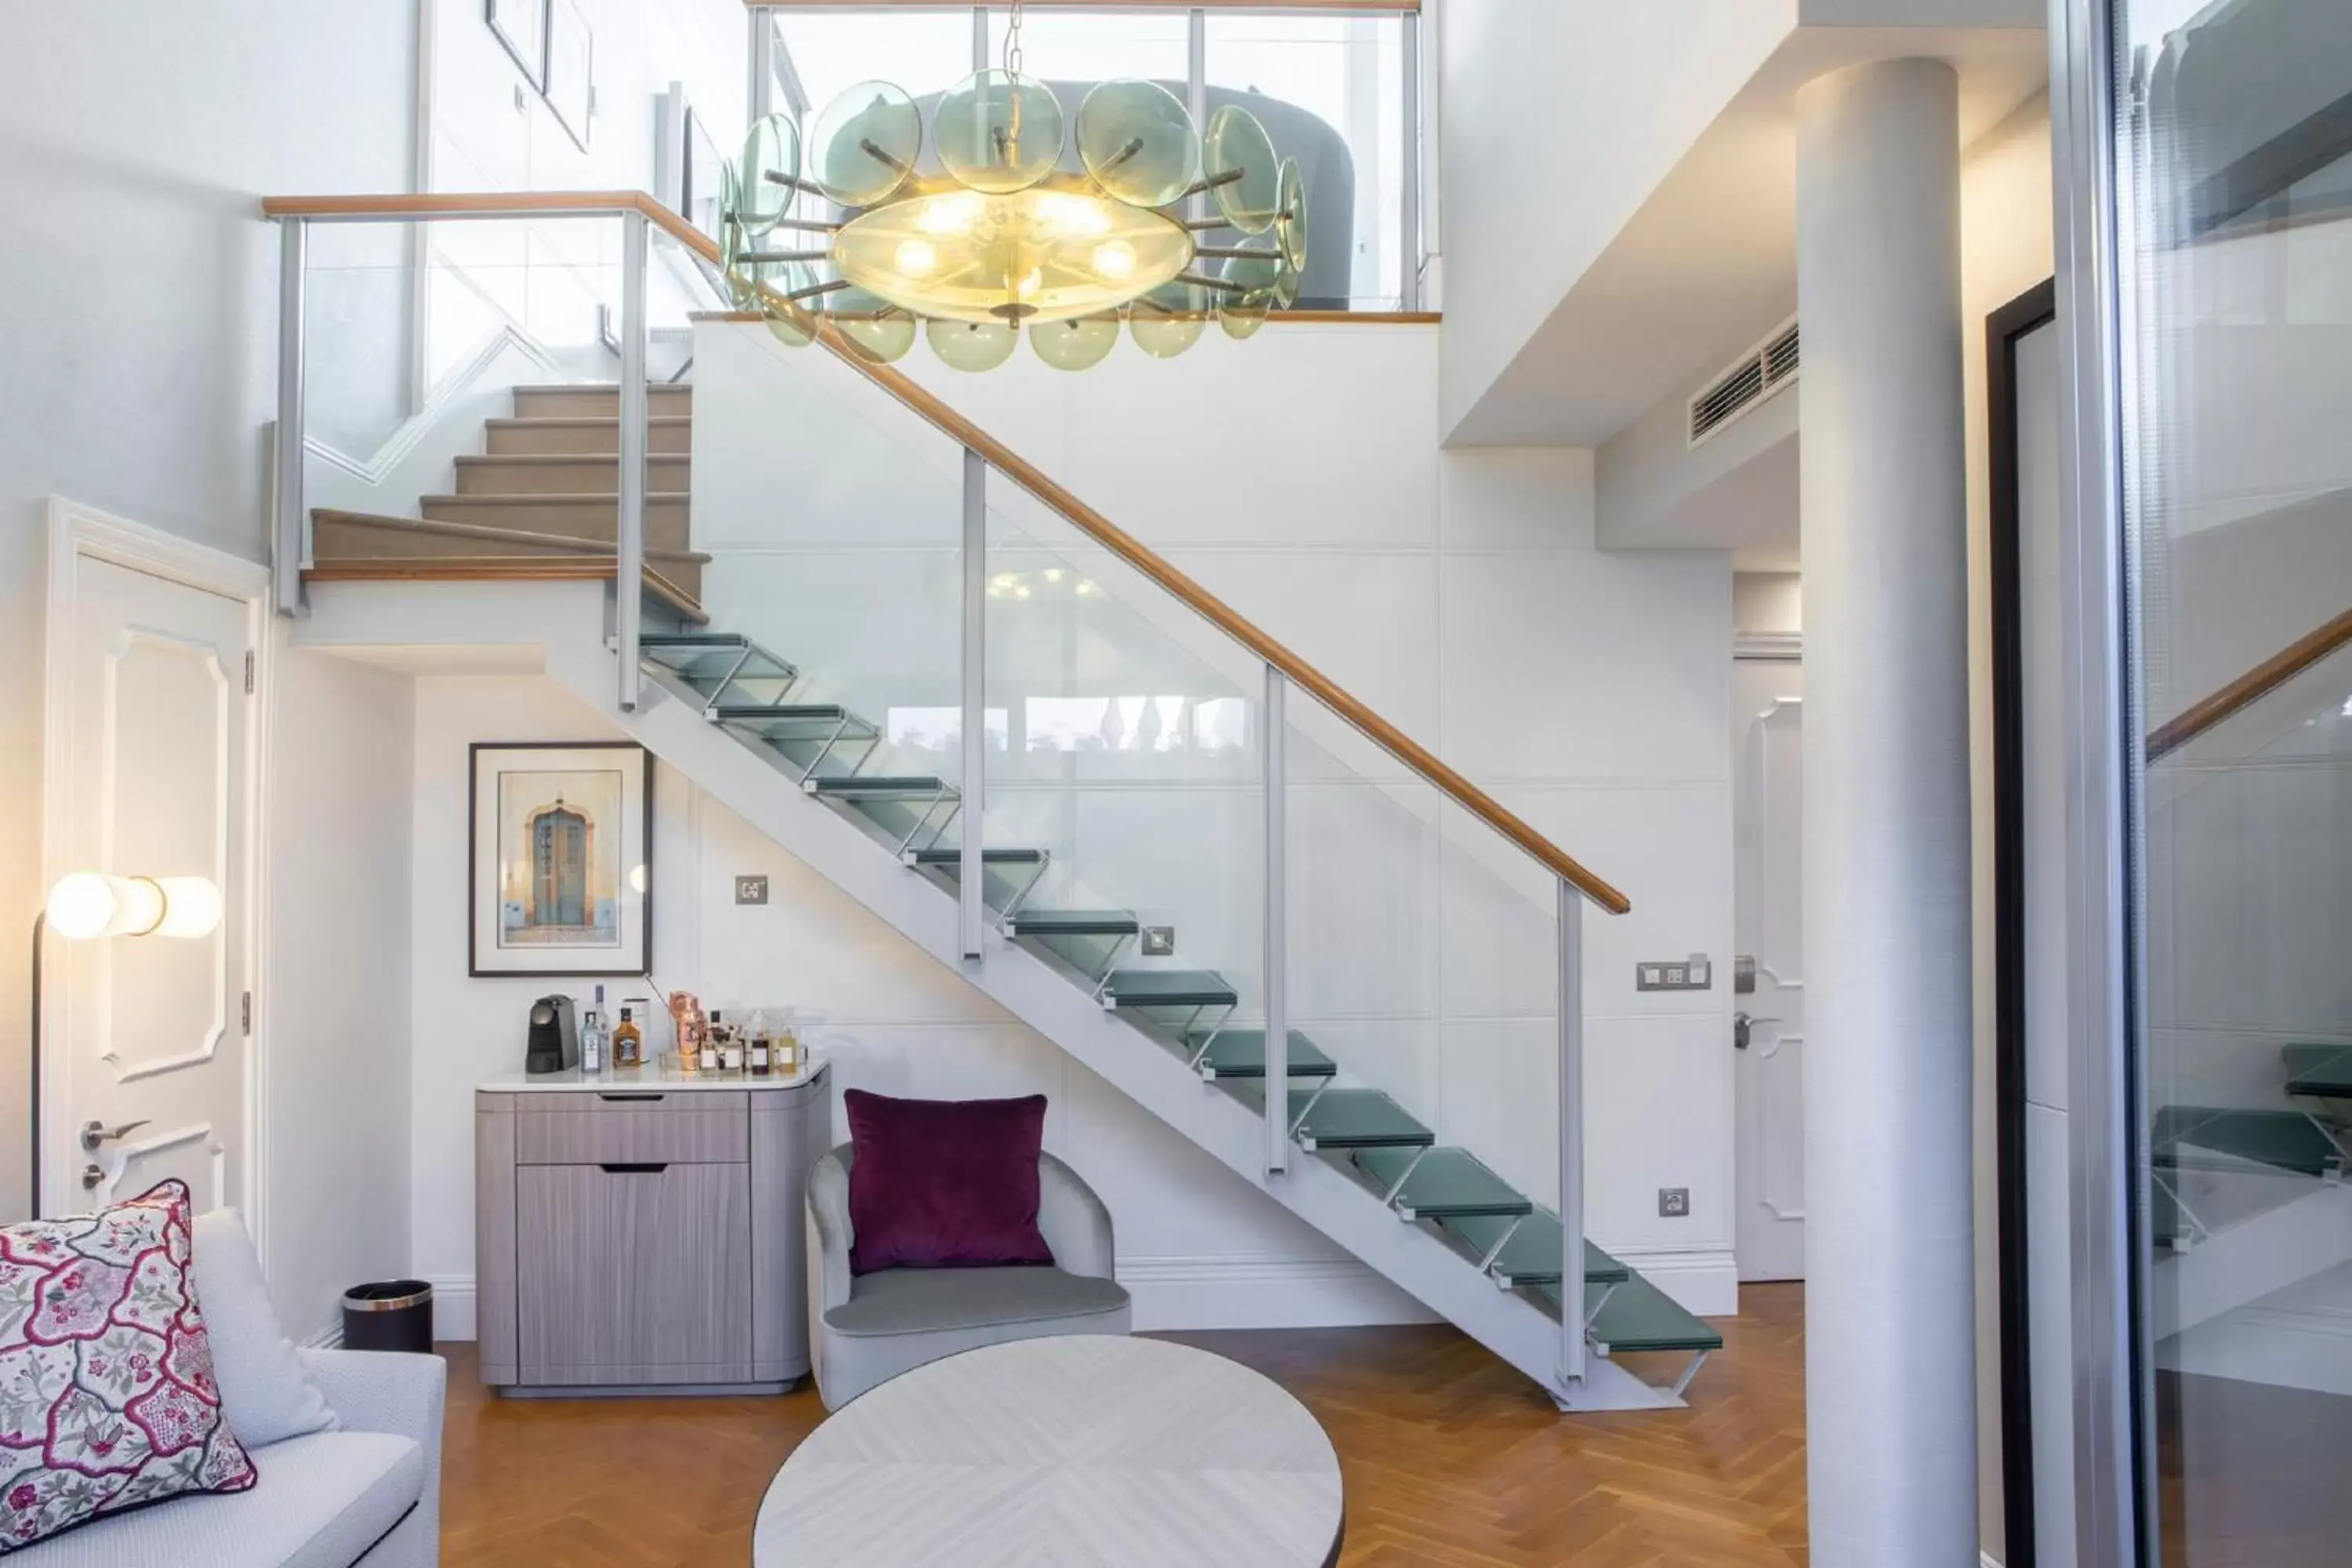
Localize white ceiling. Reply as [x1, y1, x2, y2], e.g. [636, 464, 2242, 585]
[1444, 26, 2050, 451]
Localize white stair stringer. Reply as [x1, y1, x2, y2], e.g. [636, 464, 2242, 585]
[535, 638, 1679, 1412]
[2152, 1173, 2352, 1339]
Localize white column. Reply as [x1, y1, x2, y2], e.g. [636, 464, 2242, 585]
[1795, 58, 1977, 1566]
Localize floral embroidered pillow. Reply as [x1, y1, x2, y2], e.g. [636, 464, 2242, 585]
[0, 1179, 256, 1552]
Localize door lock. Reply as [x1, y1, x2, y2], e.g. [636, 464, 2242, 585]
[80, 1163, 106, 1191]
[1733, 1012, 1780, 1051]
[79, 1119, 149, 1152]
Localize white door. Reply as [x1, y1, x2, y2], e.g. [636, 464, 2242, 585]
[1733, 658, 1806, 1282]
[45, 531, 259, 1218]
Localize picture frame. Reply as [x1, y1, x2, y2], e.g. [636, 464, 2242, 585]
[468, 742, 652, 978]
[544, 0, 593, 153]
[485, 0, 546, 89]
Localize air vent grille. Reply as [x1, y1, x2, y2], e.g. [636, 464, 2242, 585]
[1689, 318, 1801, 447]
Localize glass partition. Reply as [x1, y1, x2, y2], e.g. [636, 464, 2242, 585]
[2109, 0, 2352, 1559]
[768, 5, 1419, 314]
[1204, 13, 1406, 310]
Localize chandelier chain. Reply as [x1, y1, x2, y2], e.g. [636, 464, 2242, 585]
[1004, 1, 1025, 78]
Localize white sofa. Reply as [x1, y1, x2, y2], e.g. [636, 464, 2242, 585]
[13, 1214, 445, 1568]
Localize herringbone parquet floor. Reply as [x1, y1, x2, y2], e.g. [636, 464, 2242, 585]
[438, 1283, 1808, 1566]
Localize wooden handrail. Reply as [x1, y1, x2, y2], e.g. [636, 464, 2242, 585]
[2147, 605, 2352, 763]
[260, 191, 1629, 913]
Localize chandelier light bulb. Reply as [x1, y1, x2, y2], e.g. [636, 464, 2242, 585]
[1093, 241, 1138, 281]
[895, 239, 938, 277]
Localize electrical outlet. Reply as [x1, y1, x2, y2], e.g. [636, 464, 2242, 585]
[1658, 1187, 1691, 1219]
[734, 875, 770, 906]
[1141, 926, 1176, 956]
[1636, 954, 1715, 993]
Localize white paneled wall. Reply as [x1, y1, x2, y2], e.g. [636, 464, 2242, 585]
[696, 319, 1739, 1310]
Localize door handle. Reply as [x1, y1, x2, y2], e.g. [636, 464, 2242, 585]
[79, 1119, 150, 1152]
[1733, 1013, 1781, 1051]
[599, 1163, 669, 1174]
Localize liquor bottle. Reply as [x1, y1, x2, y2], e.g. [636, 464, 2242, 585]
[612, 1007, 643, 1070]
[777, 1024, 800, 1078]
[748, 1010, 772, 1078]
[698, 1008, 721, 1075]
[579, 987, 606, 1076]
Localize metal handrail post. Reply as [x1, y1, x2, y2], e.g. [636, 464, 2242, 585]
[960, 448, 988, 960]
[274, 218, 307, 617]
[1559, 881, 1587, 1387]
[616, 209, 648, 712]
[1264, 666, 1290, 1174]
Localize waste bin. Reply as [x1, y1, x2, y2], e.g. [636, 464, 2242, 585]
[341, 1280, 434, 1354]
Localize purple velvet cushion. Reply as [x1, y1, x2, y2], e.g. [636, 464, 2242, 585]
[845, 1090, 1055, 1276]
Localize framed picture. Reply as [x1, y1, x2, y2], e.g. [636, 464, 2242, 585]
[544, 0, 593, 152]
[469, 742, 652, 977]
[485, 0, 545, 89]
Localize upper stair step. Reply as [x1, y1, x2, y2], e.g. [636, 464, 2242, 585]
[906, 846, 1047, 868]
[1290, 1088, 1434, 1152]
[513, 383, 692, 419]
[806, 775, 957, 801]
[1009, 910, 1141, 939]
[1356, 1147, 1532, 1220]
[455, 453, 690, 496]
[419, 492, 690, 553]
[486, 415, 692, 457]
[2153, 1105, 2343, 1178]
[2284, 1044, 2352, 1099]
[1529, 1274, 1724, 1356]
[639, 634, 797, 703]
[1443, 1210, 1629, 1287]
[1187, 1029, 1336, 1081]
[1100, 970, 1238, 1010]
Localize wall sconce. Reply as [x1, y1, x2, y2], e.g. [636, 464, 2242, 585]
[30, 873, 223, 1215]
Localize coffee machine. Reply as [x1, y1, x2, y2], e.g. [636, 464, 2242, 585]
[525, 994, 580, 1075]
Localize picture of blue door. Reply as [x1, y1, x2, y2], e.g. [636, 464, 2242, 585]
[532, 806, 588, 928]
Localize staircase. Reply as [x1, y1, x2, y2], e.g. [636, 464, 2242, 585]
[294, 366, 1722, 1413]
[308, 383, 708, 618]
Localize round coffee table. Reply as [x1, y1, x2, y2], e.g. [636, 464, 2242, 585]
[753, 1335, 1345, 1567]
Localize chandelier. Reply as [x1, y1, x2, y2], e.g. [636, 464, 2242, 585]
[719, 2, 1308, 372]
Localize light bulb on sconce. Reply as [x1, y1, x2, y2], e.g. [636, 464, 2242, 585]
[43, 873, 223, 942]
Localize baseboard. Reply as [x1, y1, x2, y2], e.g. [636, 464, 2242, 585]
[1606, 1244, 1741, 1318]
[420, 1275, 478, 1342]
[415, 1260, 1431, 1342]
[1117, 1254, 1440, 1331]
[302, 1324, 343, 1351]
[418, 1250, 1738, 1341]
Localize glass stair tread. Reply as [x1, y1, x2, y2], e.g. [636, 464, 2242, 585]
[906, 847, 1047, 866]
[806, 775, 956, 799]
[1102, 970, 1238, 1009]
[2284, 1044, 2352, 1098]
[638, 635, 797, 695]
[1356, 1147, 1532, 1219]
[1443, 1211, 1628, 1286]
[711, 703, 862, 723]
[1528, 1275, 1723, 1355]
[1009, 910, 1141, 938]
[1187, 1029, 1336, 1081]
[1290, 1089, 1434, 1152]
[2154, 1105, 2341, 1178]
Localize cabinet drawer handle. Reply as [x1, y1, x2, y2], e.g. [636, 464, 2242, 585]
[597, 1093, 666, 1103]
[599, 1163, 670, 1174]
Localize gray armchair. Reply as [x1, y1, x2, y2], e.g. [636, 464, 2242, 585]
[804, 1143, 1131, 1410]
